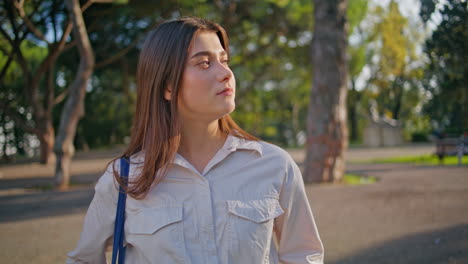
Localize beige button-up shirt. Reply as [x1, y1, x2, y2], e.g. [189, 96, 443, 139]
[67, 134, 324, 264]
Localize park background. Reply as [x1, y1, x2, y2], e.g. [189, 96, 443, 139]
[0, 0, 467, 263]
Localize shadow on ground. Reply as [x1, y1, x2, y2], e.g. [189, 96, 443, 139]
[331, 224, 468, 264]
[0, 168, 103, 223]
[0, 186, 95, 223]
[0, 172, 99, 190]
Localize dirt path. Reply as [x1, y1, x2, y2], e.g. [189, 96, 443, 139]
[312, 163, 468, 264]
[0, 145, 466, 264]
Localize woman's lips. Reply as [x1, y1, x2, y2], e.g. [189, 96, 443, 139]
[217, 88, 233, 96]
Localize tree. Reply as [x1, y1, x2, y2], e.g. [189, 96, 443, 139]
[53, 0, 95, 189]
[346, 0, 369, 142]
[1, 0, 160, 188]
[186, 0, 316, 146]
[0, 0, 73, 164]
[0, 0, 136, 164]
[370, 1, 424, 122]
[341, 1, 428, 144]
[420, 0, 468, 134]
[305, 0, 349, 183]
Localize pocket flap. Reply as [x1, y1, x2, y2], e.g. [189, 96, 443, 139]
[126, 206, 183, 235]
[227, 198, 284, 223]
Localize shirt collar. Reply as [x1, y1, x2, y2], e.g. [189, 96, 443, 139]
[225, 133, 263, 156]
[172, 133, 262, 175]
[172, 133, 263, 169]
[130, 133, 263, 166]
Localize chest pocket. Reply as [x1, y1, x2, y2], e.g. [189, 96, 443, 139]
[226, 198, 284, 256]
[125, 205, 186, 264]
[126, 206, 182, 234]
[227, 198, 284, 223]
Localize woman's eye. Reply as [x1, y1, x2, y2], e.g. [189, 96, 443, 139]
[222, 59, 230, 65]
[199, 61, 210, 68]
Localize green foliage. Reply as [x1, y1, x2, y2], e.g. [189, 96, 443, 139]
[348, 0, 368, 35]
[3, 0, 450, 158]
[359, 1, 429, 145]
[1, 41, 47, 83]
[78, 78, 135, 148]
[194, 0, 316, 146]
[403, 114, 432, 142]
[344, 1, 434, 144]
[420, 0, 468, 134]
[419, 0, 438, 22]
[363, 154, 468, 166]
[346, 0, 370, 142]
[375, 1, 409, 77]
[343, 174, 378, 185]
[0, 40, 49, 156]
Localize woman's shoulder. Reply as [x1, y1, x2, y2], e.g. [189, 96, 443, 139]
[95, 152, 144, 193]
[250, 139, 297, 166]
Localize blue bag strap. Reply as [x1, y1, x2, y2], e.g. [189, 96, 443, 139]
[111, 157, 129, 264]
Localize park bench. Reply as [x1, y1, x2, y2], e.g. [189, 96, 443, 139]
[435, 135, 468, 165]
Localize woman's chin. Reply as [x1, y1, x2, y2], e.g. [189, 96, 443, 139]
[224, 103, 236, 115]
[215, 104, 236, 119]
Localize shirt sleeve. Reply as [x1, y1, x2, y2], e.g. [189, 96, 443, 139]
[66, 162, 119, 264]
[274, 155, 324, 264]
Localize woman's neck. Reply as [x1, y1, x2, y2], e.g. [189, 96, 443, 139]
[177, 119, 227, 172]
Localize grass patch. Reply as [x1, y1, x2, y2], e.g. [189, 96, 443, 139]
[343, 173, 377, 185]
[364, 154, 468, 165]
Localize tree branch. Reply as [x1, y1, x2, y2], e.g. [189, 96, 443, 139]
[63, 0, 112, 52]
[82, 0, 116, 12]
[31, 18, 73, 88]
[0, 18, 15, 47]
[14, 0, 49, 44]
[45, 64, 55, 116]
[4, 0, 20, 42]
[52, 0, 58, 42]
[14, 0, 42, 41]
[0, 26, 30, 76]
[63, 40, 76, 52]
[0, 45, 11, 57]
[0, 52, 14, 83]
[95, 20, 159, 69]
[54, 89, 69, 105]
[81, 0, 94, 12]
[95, 37, 138, 68]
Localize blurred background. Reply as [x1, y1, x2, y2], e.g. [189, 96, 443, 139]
[0, 0, 467, 263]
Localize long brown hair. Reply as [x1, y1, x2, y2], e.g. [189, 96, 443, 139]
[110, 17, 258, 199]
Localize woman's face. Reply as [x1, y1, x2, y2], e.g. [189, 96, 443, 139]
[169, 31, 236, 122]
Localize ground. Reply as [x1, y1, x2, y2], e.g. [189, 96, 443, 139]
[0, 144, 466, 263]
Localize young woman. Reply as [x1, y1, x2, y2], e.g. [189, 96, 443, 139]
[67, 17, 324, 264]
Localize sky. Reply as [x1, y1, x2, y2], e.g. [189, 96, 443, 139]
[378, 0, 444, 29]
[383, 0, 421, 18]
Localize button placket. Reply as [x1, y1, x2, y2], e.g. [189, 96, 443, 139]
[197, 180, 220, 263]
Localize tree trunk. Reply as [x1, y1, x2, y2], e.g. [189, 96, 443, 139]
[38, 119, 55, 164]
[392, 77, 403, 120]
[463, 83, 468, 133]
[54, 0, 95, 190]
[38, 64, 58, 164]
[292, 102, 300, 146]
[348, 79, 359, 142]
[305, 0, 349, 183]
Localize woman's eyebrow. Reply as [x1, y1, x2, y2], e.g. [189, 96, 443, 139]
[190, 50, 227, 59]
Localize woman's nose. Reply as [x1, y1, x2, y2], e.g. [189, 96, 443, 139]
[217, 63, 233, 82]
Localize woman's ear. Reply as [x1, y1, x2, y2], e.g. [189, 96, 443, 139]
[164, 85, 172, 101]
